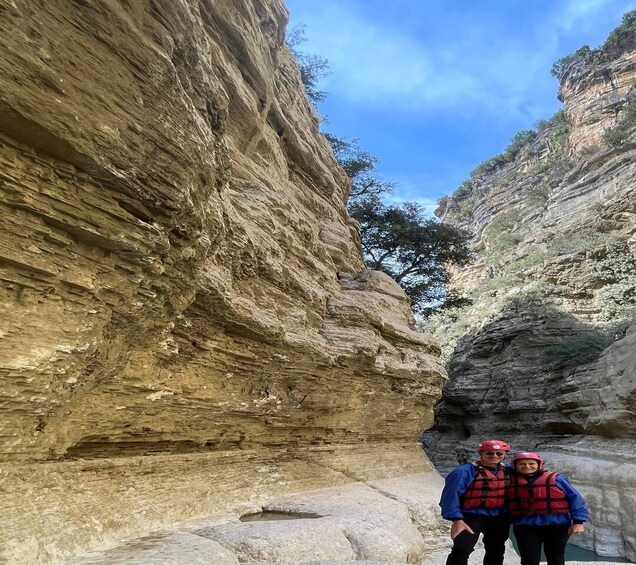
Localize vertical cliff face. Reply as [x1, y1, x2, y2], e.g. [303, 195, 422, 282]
[0, 1, 445, 562]
[426, 24, 636, 562]
[560, 32, 636, 154]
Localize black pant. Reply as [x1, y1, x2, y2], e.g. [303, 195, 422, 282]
[513, 524, 570, 565]
[446, 515, 510, 565]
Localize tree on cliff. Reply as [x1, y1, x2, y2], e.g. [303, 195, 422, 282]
[323, 133, 395, 201]
[286, 25, 330, 104]
[326, 134, 472, 315]
[349, 196, 472, 315]
[286, 30, 471, 314]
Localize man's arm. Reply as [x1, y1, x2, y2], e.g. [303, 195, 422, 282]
[440, 465, 477, 539]
[439, 464, 473, 520]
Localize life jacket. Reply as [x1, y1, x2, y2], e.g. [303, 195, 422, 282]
[507, 471, 570, 517]
[460, 462, 508, 509]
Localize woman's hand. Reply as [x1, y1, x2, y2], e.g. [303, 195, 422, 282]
[451, 519, 475, 540]
[569, 523, 585, 535]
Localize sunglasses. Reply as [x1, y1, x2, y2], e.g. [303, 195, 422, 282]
[484, 451, 506, 456]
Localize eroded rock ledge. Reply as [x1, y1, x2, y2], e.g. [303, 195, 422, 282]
[0, 1, 445, 562]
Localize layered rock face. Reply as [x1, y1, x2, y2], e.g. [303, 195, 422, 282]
[0, 1, 445, 562]
[425, 26, 636, 562]
[561, 33, 636, 154]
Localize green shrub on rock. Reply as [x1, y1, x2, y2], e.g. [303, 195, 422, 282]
[470, 131, 538, 179]
[484, 210, 522, 240]
[604, 96, 636, 147]
[551, 46, 595, 79]
[595, 279, 636, 319]
[603, 10, 636, 49]
[504, 251, 549, 274]
[544, 330, 613, 369]
[590, 242, 636, 282]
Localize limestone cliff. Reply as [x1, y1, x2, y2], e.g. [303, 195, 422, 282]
[0, 1, 445, 562]
[425, 21, 636, 562]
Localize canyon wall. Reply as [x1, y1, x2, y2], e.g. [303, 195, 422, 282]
[425, 24, 636, 562]
[0, 1, 445, 562]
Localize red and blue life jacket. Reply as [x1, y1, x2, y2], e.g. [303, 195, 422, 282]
[460, 462, 508, 509]
[507, 471, 570, 517]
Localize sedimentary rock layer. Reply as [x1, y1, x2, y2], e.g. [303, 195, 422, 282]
[0, 1, 445, 562]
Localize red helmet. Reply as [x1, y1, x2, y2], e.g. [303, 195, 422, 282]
[477, 439, 511, 452]
[512, 452, 544, 468]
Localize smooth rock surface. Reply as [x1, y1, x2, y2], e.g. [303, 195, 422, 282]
[261, 483, 426, 563]
[68, 471, 448, 564]
[67, 532, 240, 565]
[196, 520, 355, 563]
[303, 562, 407, 565]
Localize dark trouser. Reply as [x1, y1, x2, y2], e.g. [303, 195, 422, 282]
[513, 524, 570, 565]
[446, 514, 510, 565]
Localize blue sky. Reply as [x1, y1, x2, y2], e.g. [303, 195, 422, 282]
[285, 0, 636, 214]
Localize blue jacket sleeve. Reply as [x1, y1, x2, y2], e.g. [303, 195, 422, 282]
[556, 475, 590, 522]
[439, 464, 475, 520]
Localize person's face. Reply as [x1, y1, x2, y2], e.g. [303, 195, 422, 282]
[515, 459, 540, 474]
[479, 449, 507, 466]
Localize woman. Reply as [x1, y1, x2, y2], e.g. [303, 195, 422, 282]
[507, 452, 589, 565]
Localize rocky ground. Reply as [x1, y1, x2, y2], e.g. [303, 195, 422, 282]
[63, 467, 633, 565]
[66, 471, 448, 564]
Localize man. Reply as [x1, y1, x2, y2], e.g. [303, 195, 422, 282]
[439, 439, 511, 565]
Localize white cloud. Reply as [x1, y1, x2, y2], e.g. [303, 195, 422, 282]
[380, 171, 450, 217]
[286, 0, 636, 203]
[384, 193, 439, 217]
[292, 3, 558, 120]
[290, 0, 636, 123]
[558, 0, 619, 31]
